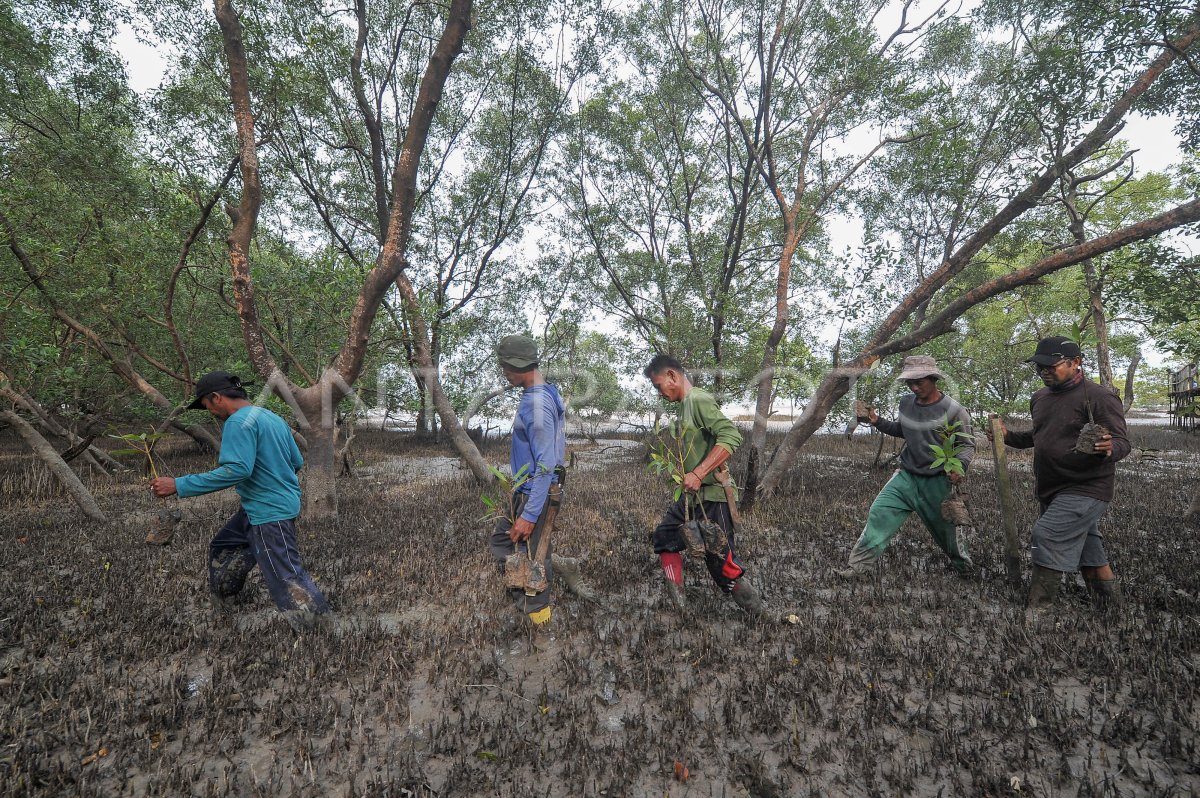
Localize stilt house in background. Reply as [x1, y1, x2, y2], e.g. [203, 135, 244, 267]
[1169, 365, 1199, 430]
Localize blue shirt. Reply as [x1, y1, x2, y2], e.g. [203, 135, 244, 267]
[511, 384, 566, 523]
[175, 406, 303, 524]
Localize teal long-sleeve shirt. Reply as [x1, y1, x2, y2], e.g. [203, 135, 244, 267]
[175, 406, 303, 525]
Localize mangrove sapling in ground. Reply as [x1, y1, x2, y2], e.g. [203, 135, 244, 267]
[109, 430, 181, 544]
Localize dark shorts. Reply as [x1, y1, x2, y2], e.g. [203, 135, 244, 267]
[1030, 494, 1110, 571]
[652, 497, 744, 591]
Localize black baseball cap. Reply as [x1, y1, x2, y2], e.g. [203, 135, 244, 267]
[187, 371, 250, 409]
[1025, 336, 1082, 366]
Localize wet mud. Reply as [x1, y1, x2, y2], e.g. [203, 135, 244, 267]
[0, 429, 1198, 796]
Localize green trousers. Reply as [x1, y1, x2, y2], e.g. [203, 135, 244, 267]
[847, 470, 972, 572]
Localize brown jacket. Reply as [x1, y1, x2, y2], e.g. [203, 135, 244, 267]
[1004, 376, 1130, 505]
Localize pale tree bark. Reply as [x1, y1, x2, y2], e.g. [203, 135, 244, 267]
[1123, 351, 1141, 413]
[213, 0, 482, 516]
[2, 410, 107, 523]
[1188, 484, 1200, 521]
[753, 20, 1200, 498]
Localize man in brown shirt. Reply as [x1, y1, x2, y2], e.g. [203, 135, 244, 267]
[989, 336, 1130, 617]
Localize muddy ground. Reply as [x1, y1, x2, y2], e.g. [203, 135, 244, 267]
[1, 425, 1198, 797]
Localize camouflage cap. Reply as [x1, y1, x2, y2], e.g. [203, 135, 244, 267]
[896, 355, 945, 382]
[495, 335, 539, 368]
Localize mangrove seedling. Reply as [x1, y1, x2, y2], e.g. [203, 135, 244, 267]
[928, 419, 970, 479]
[480, 462, 535, 527]
[647, 421, 695, 504]
[109, 431, 170, 480]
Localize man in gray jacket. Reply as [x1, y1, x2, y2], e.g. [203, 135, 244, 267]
[839, 356, 976, 578]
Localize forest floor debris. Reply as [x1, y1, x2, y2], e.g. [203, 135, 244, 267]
[1, 426, 1198, 796]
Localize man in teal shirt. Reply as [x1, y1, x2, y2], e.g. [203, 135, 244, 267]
[150, 371, 329, 626]
[644, 355, 765, 615]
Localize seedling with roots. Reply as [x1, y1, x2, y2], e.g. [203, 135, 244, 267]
[647, 421, 695, 505]
[931, 419, 972, 525]
[648, 422, 725, 557]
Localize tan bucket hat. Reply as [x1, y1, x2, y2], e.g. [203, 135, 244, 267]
[896, 355, 945, 382]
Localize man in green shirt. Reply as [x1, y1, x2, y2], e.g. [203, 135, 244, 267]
[644, 355, 765, 615]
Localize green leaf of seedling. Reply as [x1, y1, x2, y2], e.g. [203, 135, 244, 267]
[673, 486, 683, 501]
[475, 750, 498, 762]
[110, 449, 143, 457]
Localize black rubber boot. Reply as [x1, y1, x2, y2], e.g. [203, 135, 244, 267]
[1085, 577, 1123, 612]
[1025, 565, 1061, 624]
[730, 579, 767, 618]
[551, 554, 601, 604]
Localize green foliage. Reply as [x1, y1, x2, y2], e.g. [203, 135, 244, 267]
[479, 463, 535, 526]
[928, 420, 969, 478]
[647, 422, 695, 503]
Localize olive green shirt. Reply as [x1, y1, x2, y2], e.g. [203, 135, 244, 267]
[667, 387, 742, 504]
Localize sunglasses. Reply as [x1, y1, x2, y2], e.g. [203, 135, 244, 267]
[1032, 358, 1069, 374]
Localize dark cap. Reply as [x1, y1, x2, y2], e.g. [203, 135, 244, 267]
[187, 371, 249, 409]
[495, 335, 538, 369]
[1025, 336, 1082, 366]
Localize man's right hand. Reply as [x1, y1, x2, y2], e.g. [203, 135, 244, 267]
[149, 477, 177, 498]
[509, 517, 536, 543]
[984, 420, 1007, 442]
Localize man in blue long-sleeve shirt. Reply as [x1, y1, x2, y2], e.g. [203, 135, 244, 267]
[150, 371, 329, 627]
[489, 336, 567, 629]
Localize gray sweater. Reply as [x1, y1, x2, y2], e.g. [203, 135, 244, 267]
[875, 393, 975, 476]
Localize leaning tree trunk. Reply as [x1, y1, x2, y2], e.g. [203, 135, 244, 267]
[2, 410, 107, 522]
[394, 275, 493, 483]
[0, 384, 122, 472]
[758, 191, 1200, 496]
[0, 212, 218, 453]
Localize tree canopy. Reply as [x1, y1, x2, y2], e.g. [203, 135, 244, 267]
[2, 0, 1197, 510]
